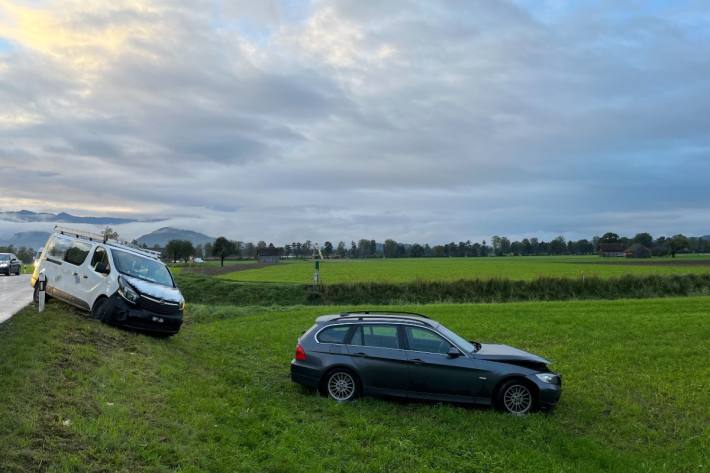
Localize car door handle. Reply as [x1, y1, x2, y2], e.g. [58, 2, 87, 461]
[82, 275, 88, 279]
[351, 352, 368, 358]
[409, 358, 425, 365]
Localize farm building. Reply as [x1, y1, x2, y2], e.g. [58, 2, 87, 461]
[256, 247, 283, 264]
[598, 242, 628, 257]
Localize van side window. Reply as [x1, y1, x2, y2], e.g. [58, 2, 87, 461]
[64, 241, 92, 266]
[47, 237, 71, 261]
[90, 247, 110, 274]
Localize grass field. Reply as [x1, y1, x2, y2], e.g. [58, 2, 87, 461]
[1, 297, 708, 472]
[218, 255, 710, 284]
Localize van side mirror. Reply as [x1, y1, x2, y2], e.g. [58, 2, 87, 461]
[447, 346, 462, 358]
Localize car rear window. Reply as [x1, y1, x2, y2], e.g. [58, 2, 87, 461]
[317, 325, 351, 344]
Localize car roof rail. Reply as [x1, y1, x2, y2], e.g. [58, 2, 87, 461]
[336, 311, 436, 327]
[339, 310, 431, 319]
[53, 226, 162, 260]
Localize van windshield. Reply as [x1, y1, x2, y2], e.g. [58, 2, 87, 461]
[111, 249, 174, 287]
[0, 254, 9, 261]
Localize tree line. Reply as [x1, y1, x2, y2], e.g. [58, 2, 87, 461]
[154, 231, 708, 263]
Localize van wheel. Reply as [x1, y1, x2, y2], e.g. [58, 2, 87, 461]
[92, 297, 114, 324]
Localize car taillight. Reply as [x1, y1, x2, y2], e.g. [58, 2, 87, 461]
[295, 343, 307, 361]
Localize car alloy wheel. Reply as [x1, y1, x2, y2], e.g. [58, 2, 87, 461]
[502, 384, 533, 415]
[327, 371, 357, 402]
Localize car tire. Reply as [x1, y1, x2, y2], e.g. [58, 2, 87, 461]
[496, 379, 537, 415]
[92, 297, 114, 325]
[323, 369, 359, 402]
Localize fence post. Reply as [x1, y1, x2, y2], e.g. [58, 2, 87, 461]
[37, 273, 46, 313]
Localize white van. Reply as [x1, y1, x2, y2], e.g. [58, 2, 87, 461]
[31, 226, 185, 335]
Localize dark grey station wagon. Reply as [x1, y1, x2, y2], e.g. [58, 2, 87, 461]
[291, 312, 561, 414]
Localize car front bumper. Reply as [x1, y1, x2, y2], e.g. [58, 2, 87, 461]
[527, 373, 562, 410]
[109, 294, 183, 335]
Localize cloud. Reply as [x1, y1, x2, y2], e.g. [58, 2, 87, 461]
[0, 0, 709, 243]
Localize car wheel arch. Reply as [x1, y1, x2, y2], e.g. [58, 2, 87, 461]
[319, 365, 362, 396]
[493, 375, 539, 403]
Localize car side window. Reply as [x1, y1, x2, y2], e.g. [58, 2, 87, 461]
[90, 246, 110, 274]
[64, 241, 92, 266]
[351, 324, 400, 349]
[405, 326, 452, 354]
[317, 325, 351, 344]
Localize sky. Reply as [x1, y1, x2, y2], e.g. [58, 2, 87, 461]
[1, 0, 709, 243]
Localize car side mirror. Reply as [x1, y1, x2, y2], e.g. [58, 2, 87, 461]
[447, 346, 462, 358]
[95, 262, 110, 274]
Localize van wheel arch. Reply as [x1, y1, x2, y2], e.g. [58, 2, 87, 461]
[91, 296, 113, 323]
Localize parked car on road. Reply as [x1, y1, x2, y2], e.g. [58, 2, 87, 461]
[31, 227, 185, 335]
[0, 253, 22, 276]
[291, 311, 561, 414]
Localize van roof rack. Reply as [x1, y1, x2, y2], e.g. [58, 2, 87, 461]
[53, 226, 162, 260]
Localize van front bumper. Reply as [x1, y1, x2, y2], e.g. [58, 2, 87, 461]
[109, 294, 183, 335]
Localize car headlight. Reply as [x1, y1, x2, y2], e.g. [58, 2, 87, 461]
[535, 373, 561, 385]
[179, 299, 185, 310]
[118, 276, 139, 304]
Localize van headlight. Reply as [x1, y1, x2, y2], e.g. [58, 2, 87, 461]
[118, 276, 139, 304]
[179, 299, 185, 310]
[535, 373, 561, 385]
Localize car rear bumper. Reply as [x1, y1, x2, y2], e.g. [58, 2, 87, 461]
[110, 294, 183, 334]
[290, 361, 321, 389]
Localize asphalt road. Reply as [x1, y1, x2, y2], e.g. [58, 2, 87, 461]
[0, 274, 33, 324]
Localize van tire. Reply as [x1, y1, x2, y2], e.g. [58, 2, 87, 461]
[92, 297, 114, 325]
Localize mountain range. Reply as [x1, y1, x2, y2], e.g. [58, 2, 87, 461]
[0, 227, 214, 250]
[135, 228, 215, 247]
[0, 210, 162, 225]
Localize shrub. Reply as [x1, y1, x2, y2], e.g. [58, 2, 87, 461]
[175, 272, 710, 306]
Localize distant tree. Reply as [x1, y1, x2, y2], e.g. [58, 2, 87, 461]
[633, 233, 653, 248]
[323, 241, 333, 258]
[336, 241, 347, 258]
[550, 236, 566, 255]
[500, 237, 511, 255]
[383, 239, 398, 258]
[627, 243, 651, 258]
[600, 232, 620, 243]
[165, 240, 194, 263]
[102, 227, 119, 241]
[670, 234, 689, 258]
[212, 237, 236, 267]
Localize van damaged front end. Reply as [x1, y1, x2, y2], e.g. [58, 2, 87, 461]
[109, 275, 184, 335]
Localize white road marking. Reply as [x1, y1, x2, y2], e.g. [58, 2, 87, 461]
[0, 274, 33, 324]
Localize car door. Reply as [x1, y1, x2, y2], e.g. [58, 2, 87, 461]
[403, 325, 483, 400]
[345, 324, 410, 396]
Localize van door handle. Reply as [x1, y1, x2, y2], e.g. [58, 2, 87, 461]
[410, 358, 425, 365]
[351, 352, 367, 357]
[82, 275, 88, 279]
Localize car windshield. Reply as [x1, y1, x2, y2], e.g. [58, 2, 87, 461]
[111, 249, 174, 287]
[438, 325, 478, 353]
[0, 254, 9, 261]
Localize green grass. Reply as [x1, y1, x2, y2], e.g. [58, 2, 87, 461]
[1, 297, 708, 472]
[218, 256, 710, 284]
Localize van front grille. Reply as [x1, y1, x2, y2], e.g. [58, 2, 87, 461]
[138, 295, 181, 315]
